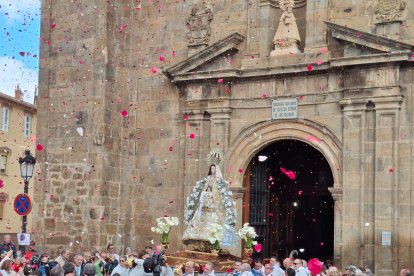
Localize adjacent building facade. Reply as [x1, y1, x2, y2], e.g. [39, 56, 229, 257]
[0, 86, 37, 237]
[36, 0, 414, 274]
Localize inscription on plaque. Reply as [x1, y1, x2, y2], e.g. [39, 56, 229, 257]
[272, 98, 298, 120]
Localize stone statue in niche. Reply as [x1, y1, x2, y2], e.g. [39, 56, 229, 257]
[374, 0, 407, 23]
[270, 0, 301, 56]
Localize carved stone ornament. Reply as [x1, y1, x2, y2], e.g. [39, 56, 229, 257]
[374, 0, 407, 23]
[271, 0, 301, 56]
[186, 5, 213, 47]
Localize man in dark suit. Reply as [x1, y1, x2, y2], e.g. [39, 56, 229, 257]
[73, 253, 84, 276]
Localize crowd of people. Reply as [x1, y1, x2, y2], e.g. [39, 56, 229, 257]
[0, 235, 410, 276]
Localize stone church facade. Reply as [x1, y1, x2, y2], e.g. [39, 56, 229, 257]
[35, 0, 414, 274]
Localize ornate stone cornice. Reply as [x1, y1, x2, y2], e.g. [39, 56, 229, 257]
[339, 94, 404, 111]
[325, 21, 414, 53]
[163, 32, 245, 79]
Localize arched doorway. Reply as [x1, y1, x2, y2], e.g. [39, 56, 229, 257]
[243, 139, 334, 262]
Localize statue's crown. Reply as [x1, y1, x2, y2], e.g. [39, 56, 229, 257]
[207, 149, 223, 165]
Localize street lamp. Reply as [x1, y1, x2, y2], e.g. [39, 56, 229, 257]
[18, 150, 36, 251]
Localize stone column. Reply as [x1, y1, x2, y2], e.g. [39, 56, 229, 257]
[258, 1, 280, 57]
[304, 0, 329, 53]
[372, 95, 403, 275]
[328, 187, 343, 266]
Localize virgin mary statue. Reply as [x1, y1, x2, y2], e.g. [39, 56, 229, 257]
[182, 151, 236, 251]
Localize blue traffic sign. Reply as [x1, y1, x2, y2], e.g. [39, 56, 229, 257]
[14, 194, 32, 216]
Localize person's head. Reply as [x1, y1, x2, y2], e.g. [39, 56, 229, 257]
[345, 265, 357, 275]
[4, 234, 11, 244]
[233, 261, 241, 272]
[144, 246, 153, 254]
[138, 250, 149, 260]
[23, 265, 35, 276]
[73, 254, 84, 267]
[264, 263, 273, 275]
[285, 268, 295, 276]
[240, 263, 251, 272]
[107, 244, 115, 254]
[269, 257, 277, 266]
[62, 262, 75, 276]
[50, 265, 64, 276]
[293, 259, 302, 269]
[184, 261, 195, 274]
[208, 164, 216, 175]
[61, 249, 70, 260]
[15, 257, 22, 265]
[83, 263, 96, 276]
[41, 254, 49, 264]
[283, 258, 292, 269]
[400, 269, 411, 276]
[125, 247, 132, 255]
[204, 262, 214, 275]
[254, 260, 263, 270]
[1, 259, 12, 272]
[119, 256, 127, 267]
[83, 251, 91, 263]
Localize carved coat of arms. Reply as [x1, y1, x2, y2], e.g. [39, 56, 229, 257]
[186, 6, 213, 47]
[374, 0, 407, 23]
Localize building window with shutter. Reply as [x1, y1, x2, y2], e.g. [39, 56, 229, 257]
[0, 155, 6, 174]
[1, 107, 9, 132]
[23, 114, 32, 137]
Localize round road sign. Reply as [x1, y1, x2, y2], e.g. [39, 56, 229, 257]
[14, 194, 32, 216]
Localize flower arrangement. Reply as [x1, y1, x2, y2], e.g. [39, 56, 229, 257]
[208, 223, 224, 250]
[237, 223, 257, 248]
[184, 177, 236, 229]
[151, 216, 179, 244]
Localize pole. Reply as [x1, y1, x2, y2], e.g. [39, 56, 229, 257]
[19, 180, 29, 253]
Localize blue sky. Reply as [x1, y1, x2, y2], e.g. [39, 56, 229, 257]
[0, 0, 40, 104]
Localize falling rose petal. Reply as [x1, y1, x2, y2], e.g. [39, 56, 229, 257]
[121, 110, 128, 117]
[19, 52, 25, 57]
[269, 176, 274, 181]
[183, 114, 189, 120]
[320, 47, 328, 54]
[172, 51, 176, 57]
[151, 66, 157, 74]
[36, 144, 44, 151]
[280, 167, 296, 180]
[305, 135, 321, 143]
[254, 243, 263, 253]
[189, 133, 195, 139]
[100, 217, 105, 221]
[298, 95, 304, 100]
[50, 23, 57, 29]
[238, 168, 244, 174]
[80, 60, 84, 64]
[225, 87, 231, 94]
[320, 242, 324, 246]
[159, 55, 165, 62]
[226, 268, 232, 274]
[412, 53, 414, 58]
[356, 32, 361, 39]
[0, 179, 4, 189]
[261, 94, 268, 99]
[268, 212, 273, 217]
[76, 127, 84, 137]
[298, 190, 303, 196]
[117, 98, 123, 103]
[307, 64, 313, 71]
[169, 146, 173, 152]
[316, 59, 323, 65]
[217, 78, 223, 84]
[389, 168, 394, 173]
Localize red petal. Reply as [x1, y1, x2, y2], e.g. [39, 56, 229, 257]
[238, 168, 244, 174]
[19, 52, 25, 57]
[50, 23, 57, 29]
[159, 55, 165, 62]
[189, 133, 195, 139]
[169, 146, 173, 151]
[121, 110, 128, 117]
[217, 78, 223, 83]
[307, 64, 313, 71]
[36, 144, 44, 151]
[151, 66, 157, 73]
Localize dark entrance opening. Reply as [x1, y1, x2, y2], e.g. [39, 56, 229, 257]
[244, 139, 334, 262]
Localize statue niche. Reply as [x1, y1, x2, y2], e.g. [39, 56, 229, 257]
[270, 0, 302, 56]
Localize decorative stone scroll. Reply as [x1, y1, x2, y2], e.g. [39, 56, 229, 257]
[374, 0, 407, 23]
[186, 5, 213, 48]
[270, 0, 301, 56]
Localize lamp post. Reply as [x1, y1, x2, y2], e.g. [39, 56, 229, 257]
[18, 150, 36, 251]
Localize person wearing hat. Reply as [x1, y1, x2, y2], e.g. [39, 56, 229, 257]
[83, 263, 96, 276]
[344, 265, 357, 276]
